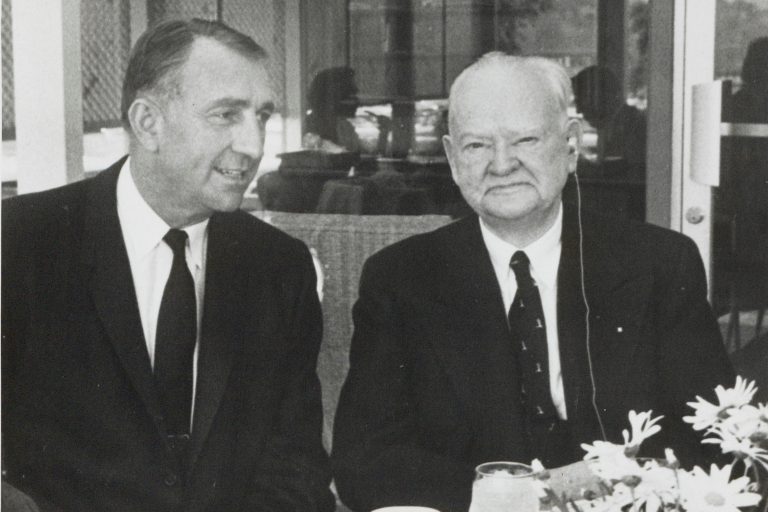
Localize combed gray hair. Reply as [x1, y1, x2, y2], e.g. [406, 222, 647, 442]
[447, 51, 572, 133]
[121, 18, 268, 129]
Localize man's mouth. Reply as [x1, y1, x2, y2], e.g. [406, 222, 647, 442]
[214, 166, 249, 179]
[489, 182, 528, 192]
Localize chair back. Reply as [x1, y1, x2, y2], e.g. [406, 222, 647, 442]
[253, 211, 453, 449]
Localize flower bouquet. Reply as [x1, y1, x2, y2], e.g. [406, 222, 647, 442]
[537, 376, 768, 511]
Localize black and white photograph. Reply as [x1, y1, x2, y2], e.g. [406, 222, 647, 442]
[2, 1, 767, 511]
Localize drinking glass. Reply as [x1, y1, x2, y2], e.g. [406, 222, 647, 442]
[469, 461, 540, 512]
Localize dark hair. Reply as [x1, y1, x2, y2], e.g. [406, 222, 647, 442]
[306, 67, 358, 142]
[741, 36, 768, 92]
[121, 18, 268, 127]
[571, 65, 622, 125]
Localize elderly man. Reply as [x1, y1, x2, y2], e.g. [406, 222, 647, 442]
[2, 19, 334, 511]
[331, 53, 733, 512]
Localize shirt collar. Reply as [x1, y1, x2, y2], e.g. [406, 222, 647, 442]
[116, 158, 209, 269]
[479, 204, 563, 290]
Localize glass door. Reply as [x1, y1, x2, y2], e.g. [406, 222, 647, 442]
[682, 0, 768, 353]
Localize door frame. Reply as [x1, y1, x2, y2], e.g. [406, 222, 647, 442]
[647, 0, 717, 286]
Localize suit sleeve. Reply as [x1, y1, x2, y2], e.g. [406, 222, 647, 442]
[332, 257, 474, 512]
[245, 245, 336, 512]
[1, 198, 31, 424]
[646, 234, 735, 465]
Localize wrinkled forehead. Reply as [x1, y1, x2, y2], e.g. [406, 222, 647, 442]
[173, 38, 275, 100]
[448, 68, 563, 135]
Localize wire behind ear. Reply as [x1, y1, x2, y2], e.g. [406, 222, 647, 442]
[574, 172, 607, 441]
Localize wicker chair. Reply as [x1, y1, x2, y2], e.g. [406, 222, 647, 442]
[252, 211, 454, 450]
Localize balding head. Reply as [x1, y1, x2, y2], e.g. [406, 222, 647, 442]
[447, 52, 572, 137]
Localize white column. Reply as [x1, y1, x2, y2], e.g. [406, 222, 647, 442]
[129, 0, 148, 47]
[674, 0, 715, 287]
[12, 0, 83, 193]
[283, 0, 303, 152]
[646, 0, 680, 229]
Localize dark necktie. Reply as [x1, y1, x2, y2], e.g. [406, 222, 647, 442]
[508, 250, 558, 421]
[154, 229, 196, 437]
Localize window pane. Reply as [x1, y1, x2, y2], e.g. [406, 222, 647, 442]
[2, 0, 15, 140]
[80, 0, 131, 131]
[258, 1, 649, 220]
[148, 0, 218, 21]
[710, 0, 768, 348]
[222, 0, 286, 112]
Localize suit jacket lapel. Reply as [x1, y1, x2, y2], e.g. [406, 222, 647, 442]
[557, 204, 589, 422]
[429, 217, 528, 459]
[557, 204, 650, 432]
[81, 160, 166, 433]
[188, 214, 247, 467]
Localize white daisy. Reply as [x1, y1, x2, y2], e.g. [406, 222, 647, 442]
[679, 463, 761, 512]
[581, 440, 626, 461]
[684, 377, 758, 431]
[724, 403, 768, 445]
[622, 410, 663, 450]
[623, 461, 678, 511]
[703, 425, 768, 471]
[665, 448, 680, 469]
[529, 458, 546, 474]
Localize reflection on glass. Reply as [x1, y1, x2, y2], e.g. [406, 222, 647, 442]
[349, 105, 391, 156]
[258, 82, 463, 216]
[713, 35, 768, 355]
[304, 66, 362, 153]
[567, 61, 648, 222]
[572, 65, 646, 174]
[263, 1, 653, 218]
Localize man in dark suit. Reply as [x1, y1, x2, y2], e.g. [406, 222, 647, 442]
[2, 19, 334, 511]
[331, 53, 734, 512]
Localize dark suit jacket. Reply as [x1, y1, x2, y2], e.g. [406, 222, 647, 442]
[331, 204, 734, 512]
[2, 161, 335, 512]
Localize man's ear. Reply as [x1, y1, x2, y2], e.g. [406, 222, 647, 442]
[565, 117, 582, 174]
[127, 98, 163, 152]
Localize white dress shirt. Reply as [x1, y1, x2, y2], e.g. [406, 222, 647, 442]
[479, 204, 567, 419]
[116, 159, 208, 426]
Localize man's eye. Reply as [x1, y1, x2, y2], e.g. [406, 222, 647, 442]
[211, 110, 238, 123]
[464, 142, 486, 151]
[517, 137, 538, 145]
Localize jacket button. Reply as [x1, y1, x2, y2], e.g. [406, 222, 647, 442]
[164, 472, 178, 487]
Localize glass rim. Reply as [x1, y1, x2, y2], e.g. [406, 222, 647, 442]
[474, 461, 535, 478]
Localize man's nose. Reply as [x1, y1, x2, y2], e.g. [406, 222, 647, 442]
[489, 143, 519, 175]
[231, 114, 265, 159]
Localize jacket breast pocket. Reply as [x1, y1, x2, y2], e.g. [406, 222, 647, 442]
[590, 279, 659, 408]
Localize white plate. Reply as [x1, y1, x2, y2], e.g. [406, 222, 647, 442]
[371, 507, 441, 512]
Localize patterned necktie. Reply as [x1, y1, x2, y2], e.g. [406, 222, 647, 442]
[154, 229, 197, 437]
[508, 250, 557, 421]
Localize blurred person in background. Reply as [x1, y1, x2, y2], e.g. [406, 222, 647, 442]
[572, 64, 646, 176]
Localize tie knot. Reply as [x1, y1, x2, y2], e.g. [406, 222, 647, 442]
[509, 250, 535, 290]
[164, 229, 188, 256]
